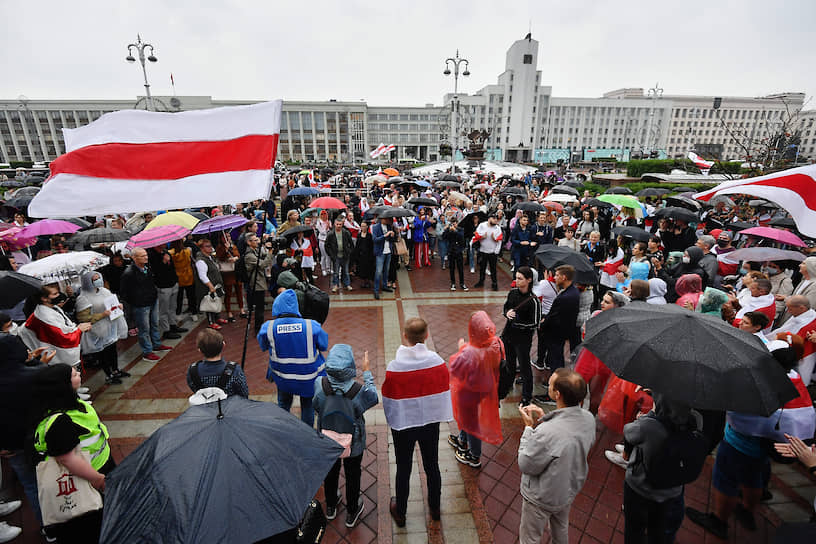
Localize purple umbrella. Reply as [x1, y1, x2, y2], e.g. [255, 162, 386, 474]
[19, 219, 81, 238]
[127, 225, 191, 249]
[191, 214, 248, 234]
[741, 226, 806, 248]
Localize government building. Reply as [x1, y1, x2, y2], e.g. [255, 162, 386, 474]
[2, 35, 813, 166]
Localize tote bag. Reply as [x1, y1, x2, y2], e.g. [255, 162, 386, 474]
[36, 449, 103, 526]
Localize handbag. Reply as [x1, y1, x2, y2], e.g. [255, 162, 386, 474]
[395, 237, 409, 256]
[36, 449, 103, 526]
[199, 290, 224, 313]
[295, 500, 326, 544]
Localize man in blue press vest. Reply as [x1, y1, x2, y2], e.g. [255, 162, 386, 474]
[258, 289, 328, 426]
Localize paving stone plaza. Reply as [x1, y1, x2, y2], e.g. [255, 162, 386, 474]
[3, 262, 815, 544]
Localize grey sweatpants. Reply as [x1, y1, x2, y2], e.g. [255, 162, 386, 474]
[157, 284, 178, 334]
[519, 497, 570, 544]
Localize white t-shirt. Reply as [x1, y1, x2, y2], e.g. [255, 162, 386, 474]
[475, 222, 502, 254]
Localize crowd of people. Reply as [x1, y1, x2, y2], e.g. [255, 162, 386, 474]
[1, 164, 816, 543]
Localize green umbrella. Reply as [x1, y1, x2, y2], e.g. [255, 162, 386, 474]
[597, 194, 647, 218]
[300, 207, 320, 218]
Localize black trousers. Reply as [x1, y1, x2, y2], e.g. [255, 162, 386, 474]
[86, 342, 119, 376]
[324, 453, 363, 511]
[506, 336, 533, 402]
[478, 252, 498, 287]
[391, 422, 441, 516]
[623, 482, 685, 544]
[249, 290, 266, 333]
[176, 284, 197, 315]
[448, 253, 464, 285]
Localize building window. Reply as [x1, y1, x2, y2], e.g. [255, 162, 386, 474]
[523, 54, 532, 64]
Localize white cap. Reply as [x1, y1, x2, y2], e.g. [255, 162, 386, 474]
[188, 387, 227, 406]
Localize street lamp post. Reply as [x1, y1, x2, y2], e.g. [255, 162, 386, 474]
[643, 82, 663, 155]
[126, 34, 158, 111]
[444, 50, 470, 172]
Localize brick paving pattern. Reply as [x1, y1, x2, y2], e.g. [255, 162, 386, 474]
[3, 259, 814, 543]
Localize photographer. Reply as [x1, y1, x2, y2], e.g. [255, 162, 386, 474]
[244, 234, 276, 333]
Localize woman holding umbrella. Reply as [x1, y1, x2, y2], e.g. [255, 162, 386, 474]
[76, 272, 129, 385]
[315, 210, 332, 277]
[411, 209, 433, 269]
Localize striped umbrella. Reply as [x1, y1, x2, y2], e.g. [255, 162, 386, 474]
[127, 224, 190, 249]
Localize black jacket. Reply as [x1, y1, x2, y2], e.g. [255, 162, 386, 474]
[539, 284, 580, 341]
[503, 288, 542, 342]
[119, 264, 159, 307]
[0, 334, 44, 450]
[148, 249, 178, 288]
[661, 226, 697, 254]
[324, 228, 354, 261]
[441, 226, 466, 256]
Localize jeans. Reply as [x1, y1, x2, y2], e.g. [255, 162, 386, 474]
[506, 336, 533, 402]
[324, 453, 363, 512]
[374, 253, 391, 294]
[7, 450, 42, 525]
[437, 239, 448, 265]
[468, 246, 475, 269]
[277, 390, 314, 427]
[156, 285, 178, 334]
[623, 482, 685, 544]
[131, 301, 161, 355]
[391, 422, 441, 517]
[331, 257, 350, 288]
[458, 430, 482, 457]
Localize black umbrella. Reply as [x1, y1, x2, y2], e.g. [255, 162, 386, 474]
[0, 271, 42, 309]
[407, 197, 439, 207]
[550, 185, 580, 196]
[279, 224, 314, 237]
[441, 174, 459, 181]
[653, 207, 699, 223]
[462, 210, 488, 224]
[533, 244, 597, 284]
[11, 186, 40, 197]
[65, 217, 92, 229]
[511, 201, 545, 214]
[605, 186, 633, 195]
[749, 199, 779, 209]
[769, 217, 797, 229]
[339, 168, 357, 175]
[636, 188, 670, 197]
[500, 187, 526, 197]
[100, 397, 343, 543]
[562, 179, 584, 188]
[665, 195, 702, 211]
[3, 195, 34, 209]
[612, 226, 651, 243]
[582, 303, 798, 416]
[363, 206, 389, 221]
[0, 180, 25, 189]
[435, 180, 461, 189]
[583, 198, 615, 208]
[67, 227, 131, 249]
[727, 221, 757, 232]
[380, 207, 417, 219]
[188, 211, 210, 221]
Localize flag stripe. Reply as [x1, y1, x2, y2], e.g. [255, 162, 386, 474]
[49, 134, 277, 181]
[381, 364, 450, 400]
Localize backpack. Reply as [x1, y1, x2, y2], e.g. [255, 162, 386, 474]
[301, 283, 330, 324]
[319, 377, 362, 458]
[642, 414, 709, 489]
[234, 250, 250, 284]
[190, 361, 237, 392]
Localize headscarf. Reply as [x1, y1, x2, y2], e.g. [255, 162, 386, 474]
[696, 287, 729, 316]
[803, 256, 816, 279]
[448, 311, 503, 445]
[675, 273, 703, 309]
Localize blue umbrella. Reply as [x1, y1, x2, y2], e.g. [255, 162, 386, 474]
[288, 187, 319, 196]
[100, 397, 343, 543]
[415, 180, 432, 188]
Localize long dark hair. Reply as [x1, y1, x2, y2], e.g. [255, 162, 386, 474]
[29, 364, 82, 431]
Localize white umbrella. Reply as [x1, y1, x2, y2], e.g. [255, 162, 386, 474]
[542, 193, 579, 203]
[448, 191, 472, 205]
[18, 251, 110, 283]
[724, 247, 806, 263]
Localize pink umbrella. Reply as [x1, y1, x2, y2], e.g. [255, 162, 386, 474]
[0, 227, 37, 251]
[126, 224, 191, 249]
[741, 226, 806, 247]
[19, 219, 82, 238]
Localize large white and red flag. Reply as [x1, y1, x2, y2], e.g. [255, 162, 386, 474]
[28, 101, 282, 217]
[688, 151, 714, 170]
[694, 164, 816, 237]
[382, 344, 452, 431]
[382, 144, 396, 155]
[369, 143, 386, 159]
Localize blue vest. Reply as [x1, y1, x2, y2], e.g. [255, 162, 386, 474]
[263, 317, 326, 397]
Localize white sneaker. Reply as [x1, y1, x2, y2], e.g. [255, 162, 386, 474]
[451, 285, 456, 291]
[486, 269, 491, 276]
[0, 500, 21, 517]
[0, 522, 21, 543]
[604, 450, 628, 469]
[615, 444, 625, 454]
[77, 387, 90, 394]
[470, 267, 475, 273]
[191, 314, 200, 322]
[78, 393, 91, 401]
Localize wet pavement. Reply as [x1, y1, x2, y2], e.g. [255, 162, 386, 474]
[3, 256, 814, 543]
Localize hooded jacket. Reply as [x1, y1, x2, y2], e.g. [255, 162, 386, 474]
[313, 344, 379, 457]
[449, 311, 504, 445]
[257, 289, 328, 397]
[0, 334, 44, 450]
[646, 278, 667, 304]
[518, 405, 596, 511]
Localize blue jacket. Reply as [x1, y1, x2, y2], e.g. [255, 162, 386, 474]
[371, 222, 395, 257]
[412, 218, 432, 244]
[313, 344, 379, 457]
[257, 289, 328, 397]
[511, 224, 533, 248]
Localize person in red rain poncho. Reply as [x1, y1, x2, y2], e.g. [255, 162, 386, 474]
[447, 311, 504, 468]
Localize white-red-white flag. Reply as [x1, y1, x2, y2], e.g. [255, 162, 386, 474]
[383, 144, 396, 154]
[694, 164, 816, 237]
[688, 151, 714, 170]
[369, 143, 386, 158]
[29, 101, 282, 217]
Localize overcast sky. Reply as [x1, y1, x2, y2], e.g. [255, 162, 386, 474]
[3, 0, 813, 108]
